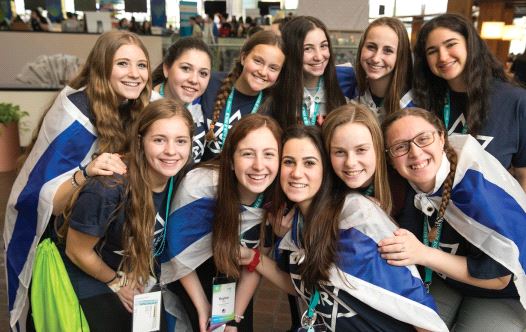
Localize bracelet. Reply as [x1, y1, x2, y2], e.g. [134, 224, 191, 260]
[246, 248, 260, 273]
[105, 272, 118, 284]
[234, 314, 244, 321]
[79, 162, 89, 178]
[107, 271, 127, 293]
[71, 171, 80, 189]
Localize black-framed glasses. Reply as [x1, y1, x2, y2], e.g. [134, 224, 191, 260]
[386, 131, 438, 158]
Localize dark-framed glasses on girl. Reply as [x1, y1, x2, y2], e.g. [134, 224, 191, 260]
[386, 131, 437, 158]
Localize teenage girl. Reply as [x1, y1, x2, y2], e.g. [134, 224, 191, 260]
[200, 31, 285, 161]
[355, 17, 414, 121]
[380, 107, 526, 331]
[269, 16, 348, 129]
[161, 114, 282, 332]
[5, 31, 151, 329]
[413, 13, 526, 190]
[152, 37, 212, 163]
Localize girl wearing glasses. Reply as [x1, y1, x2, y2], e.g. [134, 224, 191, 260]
[413, 13, 526, 191]
[379, 107, 526, 331]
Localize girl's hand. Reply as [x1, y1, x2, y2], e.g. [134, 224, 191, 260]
[116, 284, 137, 313]
[197, 302, 211, 332]
[87, 152, 127, 177]
[272, 205, 295, 237]
[377, 228, 429, 266]
[238, 246, 255, 266]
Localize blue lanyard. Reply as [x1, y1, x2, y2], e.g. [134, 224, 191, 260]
[443, 90, 467, 134]
[153, 176, 174, 257]
[221, 89, 263, 147]
[422, 215, 444, 291]
[250, 194, 264, 208]
[361, 184, 374, 197]
[159, 81, 166, 97]
[301, 78, 324, 126]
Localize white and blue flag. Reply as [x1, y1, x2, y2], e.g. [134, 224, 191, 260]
[280, 193, 448, 332]
[4, 86, 97, 330]
[413, 134, 526, 309]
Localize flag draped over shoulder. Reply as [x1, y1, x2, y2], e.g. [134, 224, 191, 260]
[414, 134, 526, 309]
[160, 167, 263, 284]
[280, 193, 448, 332]
[4, 86, 97, 330]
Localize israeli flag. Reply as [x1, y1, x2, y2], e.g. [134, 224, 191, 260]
[160, 167, 263, 284]
[280, 193, 448, 332]
[413, 134, 526, 310]
[4, 86, 97, 330]
[354, 88, 414, 122]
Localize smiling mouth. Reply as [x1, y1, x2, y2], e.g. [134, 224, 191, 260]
[343, 169, 364, 177]
[248, 174, 268, 181]
[289, 182, 307, 188]
[410, 160, 429, 170]
[252, 75, 267, 83]
[366, 62, 385, 70]
[122, 81, 141, 87]
[181, 86, 198, 93]
[438, 61, 456, 70]
[160, 159, 180, 166]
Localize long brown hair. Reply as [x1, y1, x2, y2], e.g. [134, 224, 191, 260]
[322, 103, 392, 213]
[269, 125, 344, 290]
[69, 30, 152, 153]
[413, 14, 509, 137]
[270, 16, 346, 129]
[382, 107, 458, 220]
[206, 31, 283, 141]
[212, 114, 282, 278]
[356, 17, 413, 115]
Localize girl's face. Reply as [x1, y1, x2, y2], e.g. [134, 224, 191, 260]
[424, 27, 467, 91]
[143, 115, 191, 190]
[385, 116, 445, 193]
[163, 49, 211, 104]
[233, 126, 280, 205]
[302, 28, 330, 82]
[360, 25, 398, 84]
[237, 44, 285, 95]
[280, 138, 323, 215]
[110, 44, 149, 102]
[330, 122, 376, 190]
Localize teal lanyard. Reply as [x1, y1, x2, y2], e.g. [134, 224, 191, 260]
[422, 215, 444, 291]
[304, 289, 320, 331]
[159, 81, 165, 97]
[240, 194, 264, 241]
[153, 176, 174, 257]
[443, 90, 467, 134]
[301, 78, 324, 126]
[361, 184, 374, 197]
[221, 89, 263, 147]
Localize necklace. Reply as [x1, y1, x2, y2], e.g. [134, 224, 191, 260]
[221, 89, 263, 147]
[301, 77, 324, 126]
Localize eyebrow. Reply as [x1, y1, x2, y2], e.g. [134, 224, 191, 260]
[426, 38, 459, 52]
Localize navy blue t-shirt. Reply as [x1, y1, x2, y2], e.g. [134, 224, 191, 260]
[446, 80, 526, 169]
[395, 184, 517, 298]
[200, 72, 267, 161]
[60, 176, 168, 299]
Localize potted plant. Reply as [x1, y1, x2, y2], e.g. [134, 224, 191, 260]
[0, 103, 28, 172]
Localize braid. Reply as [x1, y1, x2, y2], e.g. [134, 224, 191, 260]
[438, 145, 458, 218]
[206, 64, 242, 141]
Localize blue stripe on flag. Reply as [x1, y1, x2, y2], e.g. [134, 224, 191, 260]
[451, 169, 526, 269]
[338, 228, 437, 310]
[161, 197, 216, 262]
[7, 121, 95, 311]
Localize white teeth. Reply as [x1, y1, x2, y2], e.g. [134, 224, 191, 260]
[122, 82, 140, 87]
[411, 160, 429, 170]
[248, 174, 266, 180]
[161, 160, 178, 165]
[344, 170, 363, 176]
[182, 86, 197, 92]
[253, 75, 266, 83]
[290, 182, 307, 188]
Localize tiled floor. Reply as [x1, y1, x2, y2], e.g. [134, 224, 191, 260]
[0, 170, 292, 331]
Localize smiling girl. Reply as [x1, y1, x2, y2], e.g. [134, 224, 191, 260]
[161, 114, 282, 332]
[380, 107, 526, 331]
[355, 17, 414, 121]
[152, 37, 213, 163]
[269, 16, 348, 129]
[200, 31, 285, 161]
[55, 99, 193, 330]
[5, 31, 152, 329]
[413, 13, 526, 190]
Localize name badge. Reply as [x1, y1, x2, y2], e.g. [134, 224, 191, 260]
[210, 277, 236, 328]
[133, 291, 162, 332]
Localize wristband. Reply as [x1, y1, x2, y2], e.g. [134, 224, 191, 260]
[71, 171, 80, 189]
[105, 272, 118, 284]
[107, 271, 127, 293]
[226, 320, 239, 327]
[234, 314, 244, 321]
[246, 248, 260, 272]
[79, 162, 89, 178]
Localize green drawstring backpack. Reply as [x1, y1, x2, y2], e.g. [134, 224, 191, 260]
[31, 238, 90, 332]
